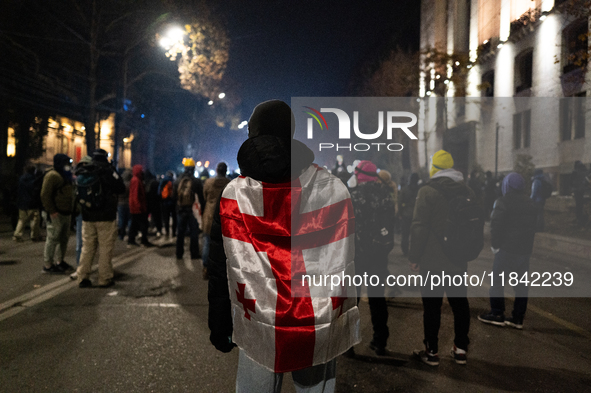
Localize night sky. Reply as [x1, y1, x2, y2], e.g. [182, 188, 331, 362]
[222, 0, 420, 108]
[197, 0, 420, 171]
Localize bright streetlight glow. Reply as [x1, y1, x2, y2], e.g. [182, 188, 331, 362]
[159, 26, 186, 53]
[209, 170, 216, 177]
[218, 92, 225, 99]
[208, 100, 214, 105]
[238, 120, 248, 129]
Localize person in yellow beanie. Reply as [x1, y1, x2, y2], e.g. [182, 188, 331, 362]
[429, 150, 455, 178]
[410, 149, 479, 366]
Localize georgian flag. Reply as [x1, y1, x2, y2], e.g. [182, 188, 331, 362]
[220, 164, 360, 373]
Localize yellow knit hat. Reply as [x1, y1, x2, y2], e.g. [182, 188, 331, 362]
[182, 157, 196, 167]
[430, 150, 454, 177]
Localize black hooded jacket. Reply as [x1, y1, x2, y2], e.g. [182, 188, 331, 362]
[207, 134, 315, 352]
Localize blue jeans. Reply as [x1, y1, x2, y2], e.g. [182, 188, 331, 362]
[236, 351, 336, 393]
[75, 213, 83, 265]
[489, 249, 531, 321]
[176, 209, 200, 259]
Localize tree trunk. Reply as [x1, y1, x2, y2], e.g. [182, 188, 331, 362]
[0, 105, 9, 176]
[15, 107, 34, 174]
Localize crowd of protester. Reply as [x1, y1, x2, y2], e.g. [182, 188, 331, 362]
[3, 99, 591, 392]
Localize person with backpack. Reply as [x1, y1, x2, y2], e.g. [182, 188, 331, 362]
[13, 165, 42, 242]
[410, 149, 483, 366]
[41, 153, 75, 274]
[530, 168, 552, 232]
[128, 164, 153, 247]
[75, 149, 126, 288]
[349, 160, 396, 357]
[479, 172, 537, 329]
[158, 170, 177, 238]
[398, 173, 420, 256]
[173, 158, 205, 261]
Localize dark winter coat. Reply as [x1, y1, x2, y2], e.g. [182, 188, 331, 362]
[490, 191, 537, 255]
[202, 176, 230, 235]
[408, 171, 475, 273]
[530, 174, 546, 203]
[79, 161, 126, 222]
[40, 168, 74, 216]
[129, 165, 147, 214]
[17, 172, 41, 210]
[398, 184, 420, 220]
[207, 135, 314, 353]
[350, 180, 396, 257]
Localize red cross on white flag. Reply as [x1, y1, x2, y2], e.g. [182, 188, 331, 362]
[220, 164, 360, 373]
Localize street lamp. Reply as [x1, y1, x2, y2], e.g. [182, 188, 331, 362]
[159, 25, 187, 60]
[159, 26, 185, 50]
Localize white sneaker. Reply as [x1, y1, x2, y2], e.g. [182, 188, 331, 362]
[70, 271, 78, 280]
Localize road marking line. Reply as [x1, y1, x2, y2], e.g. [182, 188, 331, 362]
[527, 304, 591, 340]
[477, 281, 591, 339]
[0, 248, 153, 321]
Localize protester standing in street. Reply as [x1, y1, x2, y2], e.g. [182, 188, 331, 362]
[13, 165, 42, 242]
[409, 150, 478, 366]
[201, 162, 230, 280]
[350, 160, 396, 356]
[159, 170, 177, 238]
[173, 158, 204, 261]
[479, 172, 538, 329]
[41, 153, 75, 274]
[208, 100, 359, 392]
[76, 149, 126, 288]
[128, 164, 153, 247]
[73, 155, 92, 271]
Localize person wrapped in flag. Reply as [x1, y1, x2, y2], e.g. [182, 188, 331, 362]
[208, 100, 360, 392]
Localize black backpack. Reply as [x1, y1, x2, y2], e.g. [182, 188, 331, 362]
[429, 182, 484, 263]
[75, 165, 105, 211]
[353, 183, 396, 255]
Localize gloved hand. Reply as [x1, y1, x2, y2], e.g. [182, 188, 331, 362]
[210, 333, 237, 353]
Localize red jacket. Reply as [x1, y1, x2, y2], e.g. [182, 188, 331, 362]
[129, 164, 147, 214]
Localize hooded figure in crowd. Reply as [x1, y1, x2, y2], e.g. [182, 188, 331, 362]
[208, 100, 360, 392]
[478, 172, 537, 329]
[349, 160, 396, 356]
[41, 153, 75, 274]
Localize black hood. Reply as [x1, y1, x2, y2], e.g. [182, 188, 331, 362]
[237, 136, 314, 183]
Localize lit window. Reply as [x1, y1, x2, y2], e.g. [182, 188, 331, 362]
[7, 127, 15, 157]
